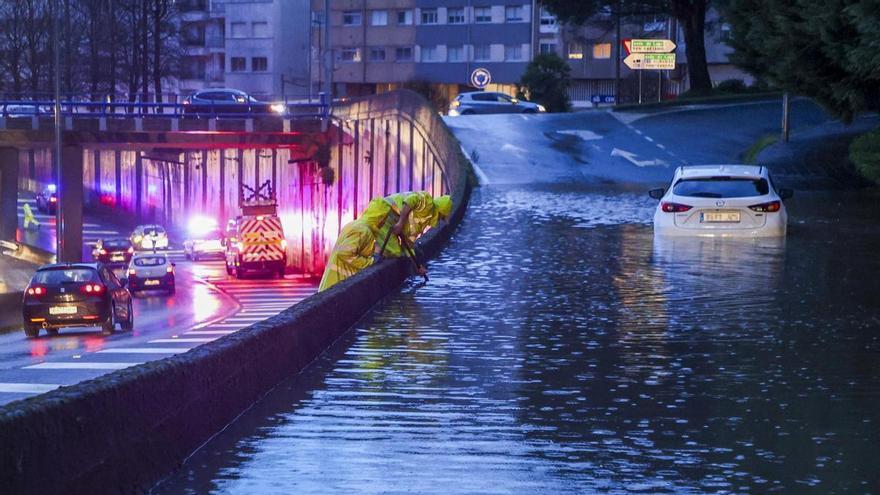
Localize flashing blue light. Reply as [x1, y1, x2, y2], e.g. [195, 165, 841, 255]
[47, 184, 57, 192]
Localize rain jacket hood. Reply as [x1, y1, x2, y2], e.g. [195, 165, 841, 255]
[361, 198, 392, 232]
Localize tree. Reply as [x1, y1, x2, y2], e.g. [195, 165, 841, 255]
[540, 0, 714, 92]
[722, 0, 880, 122]
[517, 53, 572, 112]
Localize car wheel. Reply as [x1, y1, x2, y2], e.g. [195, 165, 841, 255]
[102, 306, 116, 336]
[121, 302, 134, 331]
[24, 325, 40, 339]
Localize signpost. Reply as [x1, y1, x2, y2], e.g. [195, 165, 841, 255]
[470, 68, 492, 89]
[622, 39, 677, 104]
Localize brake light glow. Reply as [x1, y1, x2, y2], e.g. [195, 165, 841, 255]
[661, 202, 693, 213]
[128, 247, 134, 254]
[166, 266, 174, 274]
[128, 269, 137, 276]
[49, 196, 57, 203]
[749, 200, 781, 213]
[81, 283, 105, 294]
[26, 286, 46, 296]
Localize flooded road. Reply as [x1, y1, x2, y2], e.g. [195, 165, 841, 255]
[158, 184, 880, 494]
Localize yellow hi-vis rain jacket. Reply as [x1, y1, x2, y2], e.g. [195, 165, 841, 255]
[318, 198, 392, 292]
[377, 192, 453, 257]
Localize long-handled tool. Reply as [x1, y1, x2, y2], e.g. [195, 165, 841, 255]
[399, 235, 428, 282]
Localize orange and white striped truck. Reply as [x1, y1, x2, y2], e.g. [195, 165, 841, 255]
[224, 181, 288, 279]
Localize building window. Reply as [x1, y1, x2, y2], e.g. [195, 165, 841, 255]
[397, 10, 413, 25]
[592, 43, 611, 59]
[252, 21, 268, 37]
[568, 41, 584, 60]
[342, 11, 362, 26]
[420, 8, 438, 25]
[421, 45, 440, 62]
[251, 56, 268, 71]
[505, 6, 524, 22]
[448, 8, 465, 24]
[340, 47, 361, 62]
[230, 22, 247, 38]
[230, 57, 246, 72]
[448, 45, 464, 62]
[371, 10, 388, 26]
[395, 47, 413, 61]
[474, 7, 492, 23]
[540, 7, 557, 26]
[721, 22, 732, 42]
[474, 44, 491, 61]
[504, 45, 522, 61]
[369, 47, 386, 61]
[539, 42, 557, 54]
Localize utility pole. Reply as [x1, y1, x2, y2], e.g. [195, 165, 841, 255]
[614, 0, 622, 105]
[53, 0, 63, 259]
[781, 92, 791, 143]
[322, 0, 332, 98]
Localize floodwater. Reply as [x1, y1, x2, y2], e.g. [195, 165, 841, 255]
[157, 184, 880, 494]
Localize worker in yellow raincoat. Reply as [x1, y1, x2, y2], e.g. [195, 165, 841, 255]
[375, 191, 453, 258]
[318, 198, 392, 292]
[22, 203, 40, 230]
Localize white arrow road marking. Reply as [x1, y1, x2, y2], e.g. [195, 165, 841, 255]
[610, 148, 668, 167]
[24, 362, 142, 370]
[0, 383, 61, 394]
[500, 143, 528, 158]
[558, 130, 603, 141]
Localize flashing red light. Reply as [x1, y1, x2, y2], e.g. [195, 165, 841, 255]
[166, 265, 174, 274]
[128, 269, 137, 276]
[749, 200, 781, 213]
[81, 283, 105, 294]
[49, 196, 57, 203]
[26, 286, 46, 296]
[661, 202, 693, 213]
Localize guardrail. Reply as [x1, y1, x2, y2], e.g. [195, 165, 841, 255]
[0, 97, 330, 121]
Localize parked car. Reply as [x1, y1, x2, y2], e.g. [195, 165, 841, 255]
[35, 185, 58, 214]
[22, 263, 133, 338]
[130, 224, 169, 250]
[182, 88, 282, 115]
[183, 218, 225, 261]
[125, 251, 176, 296]
[649, 165, 793, 237]
[92, 238, 135, 267]
[448, 92, 546, 116]
[1, 103, 42, 118]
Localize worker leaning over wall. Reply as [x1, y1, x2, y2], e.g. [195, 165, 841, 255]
[375, 191, 453, 258]
[318, 198, 392, 292]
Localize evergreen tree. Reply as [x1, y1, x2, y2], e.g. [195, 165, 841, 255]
[517, 53, 572, 112]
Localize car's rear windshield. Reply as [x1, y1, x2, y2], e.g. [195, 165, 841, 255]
[33, 268, 98, 284]
[134, 256, 166, 267]
[104, 240, 130, 249]
[144, 227, 165, 235]
[673, 177, 769, 198]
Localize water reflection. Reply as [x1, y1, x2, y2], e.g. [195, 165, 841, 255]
[158, 187, 880, 494]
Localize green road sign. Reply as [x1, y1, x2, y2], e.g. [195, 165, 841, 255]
[626, 39, 677, 54]
[624, 53, 676, 70]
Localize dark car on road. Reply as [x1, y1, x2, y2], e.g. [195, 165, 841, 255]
[35, 185, 58, 214]
[22, 263, 133, 338]
[182, 88, 281, 115]
[92, 238, 135, 266]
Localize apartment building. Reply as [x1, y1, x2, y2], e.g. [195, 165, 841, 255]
[179, 0, 310, 99]
[312, 0, 538, 99]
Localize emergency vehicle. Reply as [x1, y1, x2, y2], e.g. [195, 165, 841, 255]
[225, 181, 287, 279]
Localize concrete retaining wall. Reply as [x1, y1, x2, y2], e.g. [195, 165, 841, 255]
[0, 90, 473, 494]
[0, 292, 22, 332]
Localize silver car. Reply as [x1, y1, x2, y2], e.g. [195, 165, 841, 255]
[448, 92, 546, 116]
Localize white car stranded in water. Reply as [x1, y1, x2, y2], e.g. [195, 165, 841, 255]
[650, 165, 793, 237]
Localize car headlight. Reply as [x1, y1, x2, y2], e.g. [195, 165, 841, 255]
[536, 104, 547, 112]
[271, 103, 285, 114]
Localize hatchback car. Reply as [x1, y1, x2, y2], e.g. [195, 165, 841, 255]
[92, 238, 135, 266]
[126, 252, 175, 295]
[22, 263, 133, 338]
[448, 92, 546, 116]
[183, 218, 225, 261]
[35, 185, 58, 214]
[650, 165, 793, 237]
[130, 224, 169, 250]
[182, 88, 280, 115]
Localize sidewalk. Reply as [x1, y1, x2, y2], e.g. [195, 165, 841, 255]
[757, 115, 879, 189]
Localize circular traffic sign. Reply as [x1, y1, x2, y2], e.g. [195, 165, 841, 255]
[470, 68, 492, 89]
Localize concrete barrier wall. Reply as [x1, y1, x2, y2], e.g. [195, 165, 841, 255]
[0, 90, 473, 494]
[0, 292, 22, 332]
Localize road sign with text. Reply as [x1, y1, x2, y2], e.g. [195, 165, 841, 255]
[623, 39, 677, 55]
[624, 53, 676, 70]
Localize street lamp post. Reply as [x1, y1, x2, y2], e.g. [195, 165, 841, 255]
[53, 0, 63, 259]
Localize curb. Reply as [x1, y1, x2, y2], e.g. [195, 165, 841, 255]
[613, 92, 783, 112]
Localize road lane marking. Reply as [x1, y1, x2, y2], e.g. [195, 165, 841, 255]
[24, 362, 142, 370]
[633, 129, 643, 135]
[657, 144, 666, 150]
[0, 383, 60, 394]
[644, 136, 654, 142]
[149, 338, 216, 343]
[186, 330, 236, 335]
[201, 323, 248, 329]
[610, 148, 668, 167]
[97, 347, 191, 354]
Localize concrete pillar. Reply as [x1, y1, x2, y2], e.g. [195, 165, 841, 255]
[92, 149, 101, 199]
[219, 151, 225, 220]
[0, 147, 19, 241]
[353, 121, 359, 217]
[58, 145, 83, 262]
[114, 150, 122, 207]
[183, 152, 191, 211]
[135, 152, 143, 222]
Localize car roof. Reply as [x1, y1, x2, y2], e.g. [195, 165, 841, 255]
[195, 88, 247, 95]
[676, 164, 765, 179]
[37, 262, 99, 271]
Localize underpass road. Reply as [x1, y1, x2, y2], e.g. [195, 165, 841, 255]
[2, 193, 319, 406]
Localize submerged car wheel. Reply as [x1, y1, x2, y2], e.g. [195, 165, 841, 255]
[121, 302, 134, 331]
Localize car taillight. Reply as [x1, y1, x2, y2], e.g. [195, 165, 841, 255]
[661, 202, 693, 213]
[127, 247, 134, 254]
[749, 200, 781, 212]
[128, 269, 136, 276]
[49, 196, 57, 203]
[166, 266, 174, 274]
[26, 286, 46, 297]
[81, 283, 105, 294]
